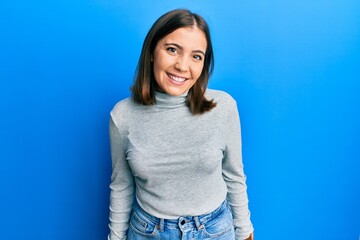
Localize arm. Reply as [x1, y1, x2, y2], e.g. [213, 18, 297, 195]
[108, 115, 134, 240]
[221, 98, 254, 240]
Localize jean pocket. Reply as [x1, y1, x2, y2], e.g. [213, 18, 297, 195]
[202, 207, 234, 238]
[129, 211, 158, 237]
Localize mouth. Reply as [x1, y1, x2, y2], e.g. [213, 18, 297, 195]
[167, 73, 188, 84]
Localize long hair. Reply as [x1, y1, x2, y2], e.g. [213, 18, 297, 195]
[131, 9, 216, 114]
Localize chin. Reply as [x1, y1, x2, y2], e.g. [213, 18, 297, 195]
[167, 88, 188, 96]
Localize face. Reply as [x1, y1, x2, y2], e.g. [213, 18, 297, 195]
[152, 27, 207, 96]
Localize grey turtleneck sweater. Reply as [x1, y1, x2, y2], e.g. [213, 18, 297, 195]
[108, 89, 253, 240]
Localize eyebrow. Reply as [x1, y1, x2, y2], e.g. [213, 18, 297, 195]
[164, 43, 206, 56]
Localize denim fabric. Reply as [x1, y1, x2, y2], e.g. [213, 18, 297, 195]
[127, 200, 235, 240]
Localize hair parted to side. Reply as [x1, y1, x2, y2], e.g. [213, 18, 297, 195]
[131, 9, 216, 115]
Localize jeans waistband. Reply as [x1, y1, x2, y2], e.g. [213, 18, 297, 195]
[133, 199, 228, 230]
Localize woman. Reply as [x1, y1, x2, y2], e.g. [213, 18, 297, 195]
[108, 9, 254, 240]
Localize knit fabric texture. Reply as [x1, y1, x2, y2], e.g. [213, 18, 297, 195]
[108, 89, 253, 240]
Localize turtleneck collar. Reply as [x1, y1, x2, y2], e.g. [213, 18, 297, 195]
[154, 91, 188, 109]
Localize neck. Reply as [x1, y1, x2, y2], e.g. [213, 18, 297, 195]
[154, 91, 188, 109]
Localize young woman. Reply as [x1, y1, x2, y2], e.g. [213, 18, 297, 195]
[108, 9, 254, 240]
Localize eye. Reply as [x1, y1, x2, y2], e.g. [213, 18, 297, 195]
[166, 47, 177, 54]
[193, 55, 203, 61]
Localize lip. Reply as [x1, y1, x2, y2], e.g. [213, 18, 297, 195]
[166, 72, 189, 86]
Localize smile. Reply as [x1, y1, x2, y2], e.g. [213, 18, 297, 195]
[167, 73, 188, 83]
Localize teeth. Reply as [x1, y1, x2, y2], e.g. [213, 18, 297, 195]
[169, 74, 186, 82]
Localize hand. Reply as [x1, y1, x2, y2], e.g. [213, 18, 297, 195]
[245, 232, 254, 240]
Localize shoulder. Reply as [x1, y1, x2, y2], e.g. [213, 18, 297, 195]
[110, 97, 135, 126]
[205, 89, 241, 123]
[205, 89, 237, 108]
[111, 97, 133, 115]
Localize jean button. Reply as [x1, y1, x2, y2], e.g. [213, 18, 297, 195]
[180, 219, 186, 225]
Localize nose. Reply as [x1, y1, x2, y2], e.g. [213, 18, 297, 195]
[175, 56, 189, 72]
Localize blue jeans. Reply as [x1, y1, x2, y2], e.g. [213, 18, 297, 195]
[127, 200, 235, 240]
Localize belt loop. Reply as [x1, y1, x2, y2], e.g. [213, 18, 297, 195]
[194, 216, 203, 230]
[159, 218, 165, 232]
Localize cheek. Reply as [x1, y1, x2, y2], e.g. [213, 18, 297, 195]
[153, 55, 169, 76]
[193, 64, 204, 80]
[153, 60, 164, 81]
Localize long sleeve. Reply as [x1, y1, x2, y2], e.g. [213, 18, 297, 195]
[107, 90, 253, 239]
[108, 114, 134, 240]
[221, 98, 254, 240]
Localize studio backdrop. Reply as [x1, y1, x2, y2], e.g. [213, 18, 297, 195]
[0, 1, 359, 239]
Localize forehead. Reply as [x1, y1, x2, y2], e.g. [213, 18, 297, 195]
[159, 27, 207, 51]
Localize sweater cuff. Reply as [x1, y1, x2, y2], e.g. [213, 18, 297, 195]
[234, 221, 254, 240]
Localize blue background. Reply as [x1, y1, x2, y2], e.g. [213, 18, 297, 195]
[1, 1, 359, 239]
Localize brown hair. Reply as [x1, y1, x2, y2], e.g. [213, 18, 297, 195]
[131, 9, 216, 114]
